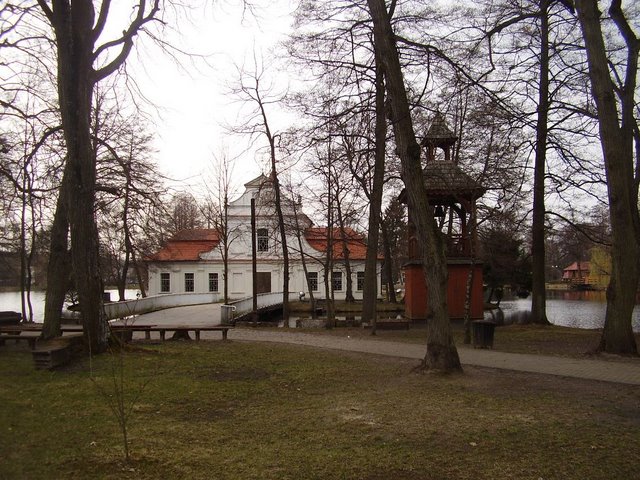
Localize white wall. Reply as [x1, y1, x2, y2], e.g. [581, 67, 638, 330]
[148, 260, 380, 301]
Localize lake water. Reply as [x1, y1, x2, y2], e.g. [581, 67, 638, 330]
[1, 288, 639, 332]
[491, 290, 640, 332]
[0, 289, 141, 322]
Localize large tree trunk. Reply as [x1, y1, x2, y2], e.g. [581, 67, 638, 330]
[531, 0, 551, 325]
[51, 2, 109, 353]
[362, 62, 387, 333]
[575, 0, 639, 355]
[42, 170, 71, 340]
[367, 0, 461, 372]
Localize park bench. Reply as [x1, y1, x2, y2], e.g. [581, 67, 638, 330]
[0, 311, 22, 327]
[0, 325, 83, 355]
[0, 333, 38, 348]
[0, 323, 39, 349]
[363, 318, 410, 330]
[109, 324, 155, 342]
[105, 324, 232, 342]
[31, 334, 83, 369]
[151, 325, 232, 341]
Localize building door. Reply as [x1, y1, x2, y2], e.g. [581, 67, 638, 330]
[256, 272, 271, 294]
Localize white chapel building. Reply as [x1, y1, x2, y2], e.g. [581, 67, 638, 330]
[146, 175, 382, 301]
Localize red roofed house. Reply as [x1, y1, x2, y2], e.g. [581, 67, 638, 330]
[562, 261, 590, 286]
[147, 175, 381, 301]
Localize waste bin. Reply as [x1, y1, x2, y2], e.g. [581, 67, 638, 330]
[220, 305, 236, 325]
[472, 320, 496, 348]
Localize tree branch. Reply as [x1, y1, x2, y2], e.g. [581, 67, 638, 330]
[92, 0, 112, 42]
[93, 0, 161, 82]
[35, 0, 53, 22]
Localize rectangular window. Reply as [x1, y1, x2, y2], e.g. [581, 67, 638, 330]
[209, 273, 219, 292]
[184, 272, 194, 292]
[357, 271, 365, 291]
[160, 273, 170, 293]
[332, 271, 342, 292]
[307, 271, 318, 292]
[257, 228, 269, 252]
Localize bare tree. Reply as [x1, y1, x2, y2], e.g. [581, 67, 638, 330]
[201, 151, 242, 303]
[167, 192, 204, 235]
[367, 0, 462, 372]
[281, 179, 318, 318]
[574, 0, 639, 355]
[32, 0, 162, 353]
[360, 60, 387, 332]
[530, 0, 553, 325]
[229, 55, 291, 325]
[94, 102, 166, 301]
[288, 0, 387, 324]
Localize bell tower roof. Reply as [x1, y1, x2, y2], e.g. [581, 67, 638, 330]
[423, 111, 457, 144]
[421, 112, 458, 163]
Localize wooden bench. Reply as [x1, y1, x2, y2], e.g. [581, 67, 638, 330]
[0, 334, 38, 348]
[31, 334, 83, 369]
[105, 325, 232, 342]
[0, 324, 82, 335]
[110, 324, 155, 341]
[363, 318, 411, 330]
[152, 326, 232, 341]
[0, 311, 21, 327]
[0, 326, 24, 335]
[1, 324, 39, 349]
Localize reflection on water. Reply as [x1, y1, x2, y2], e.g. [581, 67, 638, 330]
[487, 292, 640, 332]
[0, 289, 140, 322]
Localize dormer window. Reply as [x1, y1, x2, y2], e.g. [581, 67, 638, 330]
[257, 228, 269, 252]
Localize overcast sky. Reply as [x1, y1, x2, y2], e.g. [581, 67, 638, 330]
[127, 1, 297, 197]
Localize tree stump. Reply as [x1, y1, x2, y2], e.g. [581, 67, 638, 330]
[171, 329, 192, 341]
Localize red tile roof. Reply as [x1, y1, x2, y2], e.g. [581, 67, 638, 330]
[305, 227, 374, 260]
[170, 229, 220, 241]
[147, 229, 220, 262]
[147, 227, 379, 262]
[562, 261, 590, 276]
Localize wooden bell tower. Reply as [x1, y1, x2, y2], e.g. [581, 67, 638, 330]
[400, 113, 486, 321]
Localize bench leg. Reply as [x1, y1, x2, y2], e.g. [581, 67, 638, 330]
[145, 331, 151, 340]
[223, 329, 228, 341]
[195, 330, 200, 341]
[159, 330, 166, 341]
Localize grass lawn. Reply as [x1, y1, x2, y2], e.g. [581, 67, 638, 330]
[1, 338, 639, 479]
[288, 320, 640, 360]
[290, 300, 640, 359]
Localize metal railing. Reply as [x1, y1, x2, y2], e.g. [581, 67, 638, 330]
[103, 291, 296, 322]
[103, 292, 221, 320]
[223, 292, 299, 318]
